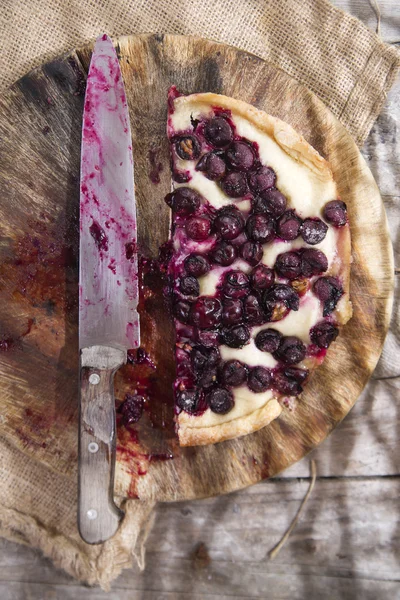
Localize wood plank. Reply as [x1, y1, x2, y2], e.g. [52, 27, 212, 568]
[331, 0, 400, 43]
[0, 478, 399, 598]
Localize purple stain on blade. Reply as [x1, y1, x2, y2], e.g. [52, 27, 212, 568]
[126, 241, 137, 260]
[90, 220, 109, 252]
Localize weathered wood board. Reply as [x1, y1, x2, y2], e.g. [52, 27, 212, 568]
[0, 34, 393, 502]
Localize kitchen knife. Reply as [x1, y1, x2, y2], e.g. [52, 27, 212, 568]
[78, 34, 140, 544]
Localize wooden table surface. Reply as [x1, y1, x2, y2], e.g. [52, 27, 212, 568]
[0, 1, 399, 598]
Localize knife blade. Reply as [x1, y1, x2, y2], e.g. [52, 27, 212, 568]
[78, 34, 140, 544]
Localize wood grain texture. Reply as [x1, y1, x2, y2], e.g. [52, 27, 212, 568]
[0, 477, 399, 599]
[0, 34, 393, 504]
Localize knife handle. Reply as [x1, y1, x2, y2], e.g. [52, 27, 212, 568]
[78, 345, 125, 544]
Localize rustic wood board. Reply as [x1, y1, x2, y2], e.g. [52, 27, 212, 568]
[0, 34, 393, 503]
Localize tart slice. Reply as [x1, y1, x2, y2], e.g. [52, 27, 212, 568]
[165, 88, 352, 447]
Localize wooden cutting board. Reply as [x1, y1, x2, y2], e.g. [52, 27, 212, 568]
[0, 34, 393, 503]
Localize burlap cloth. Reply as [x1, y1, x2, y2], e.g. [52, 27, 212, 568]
[0, 0, 399, 591]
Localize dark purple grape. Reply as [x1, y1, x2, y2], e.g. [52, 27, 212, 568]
[204, 117, 233, 148]
[179, 275, 199, 296]
[120, 394, 144, 425]
[173, 299, 192, 323]
[221, 172, 248, 198]
[209, 241, 237, 266]
[174, 135, 201, 160]
[246, 214, 275, 244]
[253, 189, 287, 218]
[207, 387, 234, 414]
[220, 360, 248, 387]
[274, 336, 307, 365]
[310, 321, 339, 348]
[313, 276, 343, 316]
[220, 325, 250, 348]
[301, 249, 328, 277]
[247, 366, 272, 393]
[176, 388, 200, 413]
[240, 241, 263, 266]
[275, 251, 302, 280]
[165, 187, 201, 216]
[301, 217, 328, 245]
[214, 206, 245, 240]
[244, 294, 265, 324]
[250, 264, 275, 291]
[248, 166, 276, 194]
[276, 210, 302, 241]
[222, 270, 250, 298]
[323, 200, 347, 227]
[222, 298, 244, 325]
[191, 345, 220, 375]
[226, 141, 255, 171]
[196, 151, 227, 180]
[273, 371, 302, 396]
[186, 216, 211, 241]
[184, 253, 210, 277]
[190, 297, 222, 329]
[255, 328, 282, 353]
[196, 329, 220, 347]
[263, 284, 300, 313]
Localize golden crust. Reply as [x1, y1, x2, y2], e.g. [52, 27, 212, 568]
[171, 92, 352, 446]
[173, 92, 334, 181]
[178, 398, 282, 446]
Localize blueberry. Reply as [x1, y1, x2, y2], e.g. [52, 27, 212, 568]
[196, 329, 220, 347]
[276, 210, 302, 240]
[221, 172, 249, 198]
[176, 388, 201, 413]
[196, 151, 227, 180]
[254, 328, 282, 353]
[207, 387, 234, 414]
[222, 270, 250, 299]
[220, 360, 248, 387]
[274, 336, 306, 365]
[310, 321, 339, 348]
[190, 297, 222, 329]
[301, 217, 328, 245]
[272, 371, 302, 396]
[191, 345, 220, 375]
[253, 189, 287, 218]
[204, 117, 233, 148]
[250, 264, 275, 291]
[323, 200, 347, 227]
[165, 187, 201, 216]
[248, 166, 276, 194]
[214, 206, 245, 240]
[173, 299, 192, 324]
[220, 325, 250, 348]
[226, 141, 255, 171]
[179, 276, 199, 296]
[209, 241, 237, 266]
[283, 367, 309, 383]
[174, 135, 201, 160]
[243, 294, 265, 324]
[263, 284, 300, 313]
[120, 394, 144, 426]
[240, 241, 263, 266]
[313, 276, 343, 316]
[222, 298, 244, 325]
[246, 214, 275, 244]
[301, 249, 328, 277]
[275, 251, 302, 280]
[184, 253, 210, 277]
[186, 216, 211, 241]
[248, 366, 272, 393]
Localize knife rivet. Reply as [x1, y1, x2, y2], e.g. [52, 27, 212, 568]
[87, 509, 98, 520]
[89, 373, 100, 385]
[88, 442, 99, 453]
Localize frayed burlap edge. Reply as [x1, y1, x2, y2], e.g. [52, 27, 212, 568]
[0, 498, 156, 590]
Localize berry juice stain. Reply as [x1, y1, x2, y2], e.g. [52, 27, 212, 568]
[148, 149, 164, 184]
[89, 220, 108, 252]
